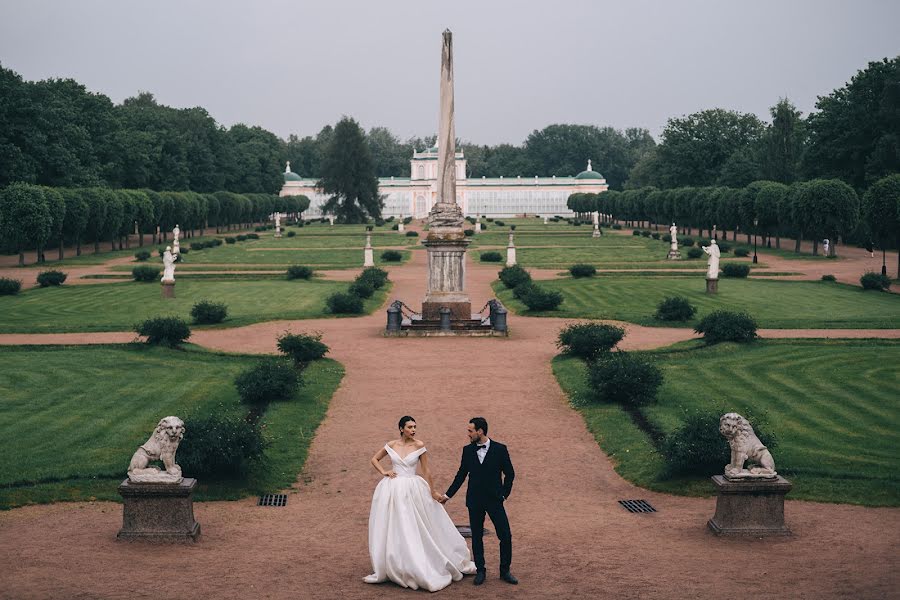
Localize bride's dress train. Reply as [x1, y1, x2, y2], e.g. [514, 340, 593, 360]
[364, 445, 476, 591]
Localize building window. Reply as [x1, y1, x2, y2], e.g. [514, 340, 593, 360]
[417, 165, 425, 179]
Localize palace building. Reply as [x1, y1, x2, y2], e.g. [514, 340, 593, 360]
[280, 144, 608, 219]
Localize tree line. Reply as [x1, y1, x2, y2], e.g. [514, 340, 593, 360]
[0, 183, 309, 265]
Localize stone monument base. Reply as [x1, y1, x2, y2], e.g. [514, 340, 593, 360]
[592, 229, 601, 238]
[705, 278, 718, 294]
[161, 280, 175, 298]
[667, 250, 681, 260]
[422, 300, 471, 321]
[117, 478, 201, 542]
[707, 475, 792, 537]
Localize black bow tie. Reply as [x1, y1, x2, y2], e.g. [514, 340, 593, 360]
[476, 444, 487, 449]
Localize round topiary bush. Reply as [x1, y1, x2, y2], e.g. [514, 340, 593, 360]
[234, 359, 301, 405]
[655, 296, 696, 321]
[687, 247, 704, 259]
[36, 270, 67, 287]
[190, 300, 228, 324]
[632, 230, 641, 236]
[556, 323, 625, 360]
[662, 233, 672, 242]
[134, 250, 151, 261]
[224, 236, 236, 244]
[722, 263, 751, 278]
[734, 247, 750, 257]
[286, 230, 296, 237]
[694, 310, 757, 344]
[612, 224, 622, 230]
[480, 222, 488, 230]
[286, 265, 314, 280]
[678, 236, 695, 247]
[494, 220, 506, 227]
[190, 242, 206, 251]
[326, 291, 364, 314]
[176, 412, 267, 478]
[651, 232, 660, 240]
[348, 279, 375, 299]
[515, 282, 564, 311]
[717, 241, 732, 253]
[0, 278, 22, 295]
[132, 265, 161, 282]
[587, 351, 663, 407]
[464, 229, 474, 237]
[569, 264, 597, 278]
[498, 265, 531, 289]
[662, 409, 777, 476]
[357, 266, 388, 289]
[640, 230, 651, 237]
[480, 251, 503, 262]
[821, 274, 836, 282]
[405, 231, 419, 237]
[211, 238, 223, 246]
[246, 233, 260, 240]
[860, 272, 891, 291]
[135, 316, 191, 346]
[277, 331, 329, 365]
[380, 250, 402, 262]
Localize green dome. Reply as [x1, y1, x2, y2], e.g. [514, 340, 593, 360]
[283, 171, 302, 182]
[575, 159, 603, 180]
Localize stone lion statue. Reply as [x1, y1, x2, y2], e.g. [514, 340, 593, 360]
[719, 413, 776, 479]
[127, 416, 185, 483]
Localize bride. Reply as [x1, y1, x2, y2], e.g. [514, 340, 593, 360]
[364, 416, 476, 591]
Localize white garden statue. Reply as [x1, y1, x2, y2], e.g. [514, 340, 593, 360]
[702, 239, 720, 279]
[127, 416, 186, 484]
[161, 246, 176, 282]
[172, 224, 181, 255]
[669, 223, 678, 252]
[719, 413, 777, 480]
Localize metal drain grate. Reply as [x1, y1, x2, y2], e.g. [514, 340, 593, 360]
[618, 499, 656, 513]
[258, 494, 288, 507]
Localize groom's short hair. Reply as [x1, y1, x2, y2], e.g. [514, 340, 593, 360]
[470, 417, 488, 435]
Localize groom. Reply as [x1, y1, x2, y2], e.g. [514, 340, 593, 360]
[440, 417, 516, 586]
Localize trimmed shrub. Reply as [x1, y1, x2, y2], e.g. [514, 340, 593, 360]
[134, 250, 151, 261]
[516, 282, 564, 311]
[678, 236, 695, 247]
[821, 274, 836, 282]
[464, 229, 474, 236]
[286, 230, 296, 237]
[135, 316, 191, 346]
[403, 216, 412, 225]
[569, 263, 597, 278]
[480, 251, 503, 262]
[374, 218, 385, 227]
[246, 233, 260, 240]
[357, 266, 389, 289]
[326, 291, 364, 314]
[860, 272, 891, 291]
[480, 222, 488, 230]
[572, 221, 582, 226]
[687, 247, 703, 259]
[178, 247, 189, 255]
[612, 224, 622, 230]
[651, 232, 660, 240]
[556, 323, 625, 360]
[391, 223, 400, 231]
[211, 238, 223, 246]
[405, 230, 419, 237]
[236, 234, 248, 241]
[498, 265, 531, 289]
[662, 409, 777, 476]
[722, 263, 751, 278]
[234, 359, 301, 405]
[277, 331, 329, 365]
[348, 279, 375, 299]
[132, 265, 160, 282]
[655, 296, 696, 321]
[694, 310, 757, 344]
[717, 241, 732, 253]
[190, 242, 206, 251]
[632, 230, 641, 236]
[36, 270, 67, 287]
[380, 250, 402, 262]
[177, 412, 267, 478]
[640, 230, 651, 237]
[486, 217, 494, 222]
[587, 351, 663, 407]
[662, 233, 672, 242]
[286, 265, 314, 280]
[510, 224, 517, 231]
[190, 300, 228, 324]
[0, 278, 22, 295]
[494, 220, 505, 227]
[734, 247, 750, 257]
[224, 236, 236, 244]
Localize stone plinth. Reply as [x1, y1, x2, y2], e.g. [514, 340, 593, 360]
[161, 280, 175, 298]
[592, 226, 601, 238]
[667, 249, 681, 260]
[707, 475, 792, 537]
[117, 478, 200, 542]
[364, 248, 374, 267]
[422, 231, 470, 320]
[705, 278, 718, 294]
[421, 300, 472, 321]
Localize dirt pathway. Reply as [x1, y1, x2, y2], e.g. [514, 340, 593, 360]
[0, 250, 898, 600]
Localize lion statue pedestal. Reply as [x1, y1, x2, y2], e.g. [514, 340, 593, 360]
[708, 413, 792, 536]
[117, 416, 200, 542]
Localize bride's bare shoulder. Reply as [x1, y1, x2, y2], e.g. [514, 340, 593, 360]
[414, 439, 426, 448]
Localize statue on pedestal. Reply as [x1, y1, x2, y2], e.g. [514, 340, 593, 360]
[719, 413, 777, 480]
[702, 239, 720, 279]
[172, 224, 181, 255]
[127, 416, 186, 484]
[162, 246, 176, 282]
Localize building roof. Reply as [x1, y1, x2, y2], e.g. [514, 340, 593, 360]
[575, 159, 604, 180]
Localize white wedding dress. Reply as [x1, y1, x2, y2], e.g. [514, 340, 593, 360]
[364, 444, 476, 591]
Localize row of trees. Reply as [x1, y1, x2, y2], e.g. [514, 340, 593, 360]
[0, 183, 309, 265]
[569, 173, 900, 264]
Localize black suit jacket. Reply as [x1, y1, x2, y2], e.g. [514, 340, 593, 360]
[445, 440, 515, 508]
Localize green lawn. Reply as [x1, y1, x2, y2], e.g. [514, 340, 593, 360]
[495, 277, 900, 328]
[0, 345, 343, 508]
[0, 279, 389, 333]
[553, 339, 900, 506]
[147, 243, 410, 268]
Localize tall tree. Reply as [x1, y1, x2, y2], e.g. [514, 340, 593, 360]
[0, 183, 51, 266]
[317, 117, 382, 223]
[862, 174, 900, 274]
[760, 98, 805, 184]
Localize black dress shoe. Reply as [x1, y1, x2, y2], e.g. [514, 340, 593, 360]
[474, 571, 486, 586]
[500, 571, 518, 585]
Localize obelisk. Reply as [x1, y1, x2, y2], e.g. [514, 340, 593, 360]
[422, 29, 471, 321]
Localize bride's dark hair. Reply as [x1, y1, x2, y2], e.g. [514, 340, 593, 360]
[398, 416, 416, 432]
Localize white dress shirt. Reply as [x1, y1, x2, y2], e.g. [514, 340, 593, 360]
[476, 438, 490, 464]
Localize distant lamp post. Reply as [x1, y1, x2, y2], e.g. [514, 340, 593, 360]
[752, 218, 759, 264]
[883, 247, 888, 276]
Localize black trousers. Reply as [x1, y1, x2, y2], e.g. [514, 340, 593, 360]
[468, 501, 512, 573]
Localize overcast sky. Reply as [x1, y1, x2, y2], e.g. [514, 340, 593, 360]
[1, 1, 898, 144]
